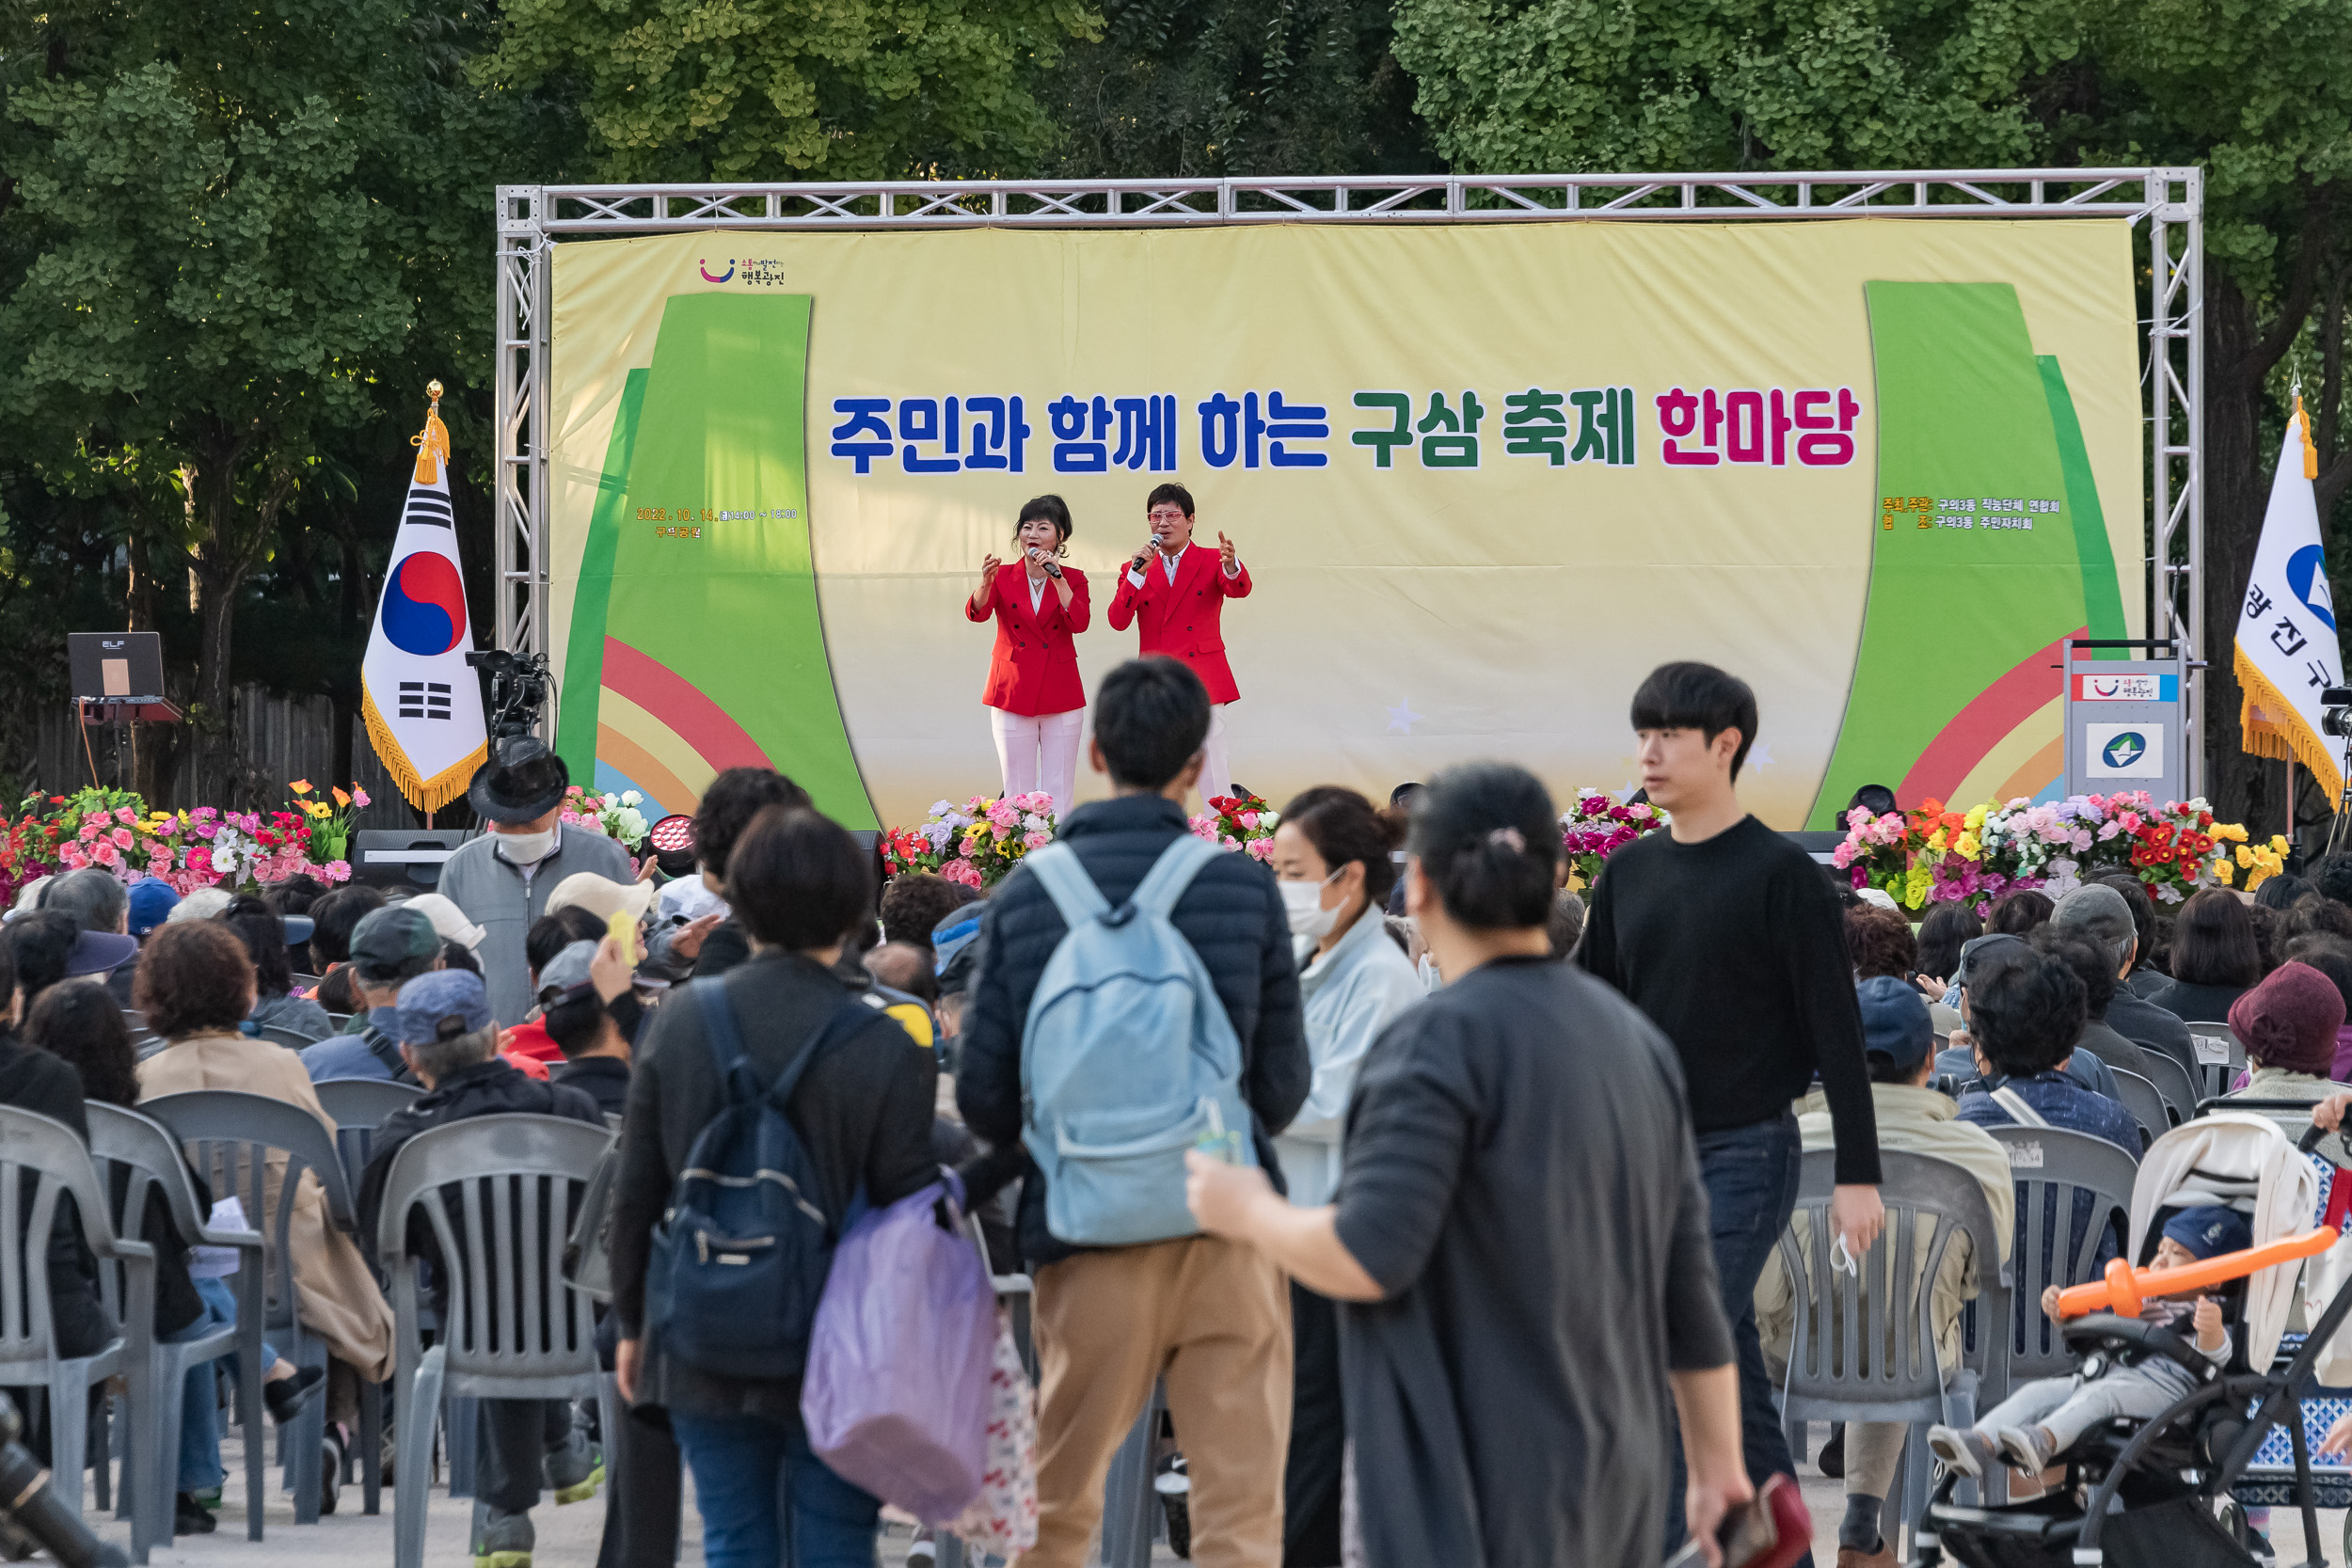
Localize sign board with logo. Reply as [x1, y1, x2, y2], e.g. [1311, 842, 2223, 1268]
[2062, 642, 2190, 801]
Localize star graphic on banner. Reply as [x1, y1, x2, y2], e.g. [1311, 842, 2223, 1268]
[1749, 741, 1775, 769]
[1387, 698, 1423, 735]
[1619, 781, 1641, 799]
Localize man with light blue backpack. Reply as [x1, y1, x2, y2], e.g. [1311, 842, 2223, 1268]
[961, 656, 1310, 1568]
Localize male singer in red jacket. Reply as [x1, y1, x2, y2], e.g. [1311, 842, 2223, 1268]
[1108, 482, 1252, 805]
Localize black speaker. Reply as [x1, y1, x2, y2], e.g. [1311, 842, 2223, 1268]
[350, 829, 479, 891]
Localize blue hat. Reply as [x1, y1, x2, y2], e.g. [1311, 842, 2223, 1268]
[1856, 974, 1934, 1070]
[126, 878, 181, 939]
[377, 968, 493, 1047]
[932, 901, 985, 996]
[2161, 1205, 2252, 1262]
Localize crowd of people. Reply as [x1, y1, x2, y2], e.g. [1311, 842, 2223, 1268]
[4, 647, 2349, 1568]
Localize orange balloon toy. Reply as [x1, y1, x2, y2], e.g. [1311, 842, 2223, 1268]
[2053, 1227, 2339, 1320]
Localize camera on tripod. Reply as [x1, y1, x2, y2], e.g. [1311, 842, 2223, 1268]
[2322, 687, 2352, 738]
[465, 649, 551, 739]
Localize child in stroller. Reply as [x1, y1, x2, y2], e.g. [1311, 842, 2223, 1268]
[1928, 1206, 2249, 1480]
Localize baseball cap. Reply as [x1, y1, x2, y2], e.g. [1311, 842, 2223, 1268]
[402, 892, 487, 952]
[348, 905, 443, 982]
[1855, 975, 1934, 1071]
[544, 873, 656, 927]
[2161, 1204, 2252, 1262]
[1949, 931, 2028, 995]
[2051, 883, 2137, 968]
[381, 968, 493, 1047]
[536, 939, 600, 1006]
[126, 879, 182, 938]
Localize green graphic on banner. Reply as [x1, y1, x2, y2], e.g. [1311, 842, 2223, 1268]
[563, 293, 875, 827]
[1808, 282, 2122, 825]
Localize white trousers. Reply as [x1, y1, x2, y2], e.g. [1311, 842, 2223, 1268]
[991, 706, 1085, 819]
[1199, 704, 1232, 807]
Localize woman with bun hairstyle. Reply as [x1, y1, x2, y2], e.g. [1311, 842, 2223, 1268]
[1186, 763, 1746, 1568]
[1265, 786, 1423, 1566]
[967, 494, 1091, 817]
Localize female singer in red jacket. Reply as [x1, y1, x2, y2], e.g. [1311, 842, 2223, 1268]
[966, 495, 1090, 816]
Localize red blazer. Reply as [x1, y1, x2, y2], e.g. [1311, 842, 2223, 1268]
[1107, 544, 1253, 705]
[967, 562, 1090, 716]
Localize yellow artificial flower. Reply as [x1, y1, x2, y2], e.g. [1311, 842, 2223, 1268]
[1953, 832, 1981, 860]
[1927, 828, 1948, 853]
[2213, 859, 2235, 885]
[1902, 867, 1932, 910]
[2216, 823, 2249, 843]
[2271, 834, 2290, 854]
[310, 800, 333, 819]
[1963, 804, 1990, 832]
[2236, 846, 2254, 867]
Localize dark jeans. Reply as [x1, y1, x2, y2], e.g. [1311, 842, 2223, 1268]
[1662, 1110, 1808, 1566]
[480, 1400, 571, 1514]
[1282, 1283, 1343, 1567]
[670, 1409, 880, 1568]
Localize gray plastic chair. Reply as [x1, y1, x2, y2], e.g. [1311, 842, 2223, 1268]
[314, 1078, 424, 1196]
[2136, 1050, 2199, 1127]
[1979, 1125, 2137, 1393]
[254, 1023, 325, 1051]
[376, 1114, 612, 1568]
[0, 1108, 156, 1526]
[141, 1089, 386, 1521]
[1776, 1148, 2008, 1561]
[2106, 1068, 2169, 1152]
[86, 1102, 271, 1553]
[2188, 1025, 2244, 1100]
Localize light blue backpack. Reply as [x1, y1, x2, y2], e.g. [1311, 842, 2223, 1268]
[1019, 835, 1256, 1245]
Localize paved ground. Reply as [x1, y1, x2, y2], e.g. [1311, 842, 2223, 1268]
[62, 1421, 2352, 1565]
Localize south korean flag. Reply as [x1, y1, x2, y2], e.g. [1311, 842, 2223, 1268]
[360, 391, 488, 812]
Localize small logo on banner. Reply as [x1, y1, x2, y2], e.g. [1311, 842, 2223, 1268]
[2086, 721, 2164, 778]
[2289, 543, 2337, 631]
[698, 258, 736, 283]
[2076, 673, 2175, 703]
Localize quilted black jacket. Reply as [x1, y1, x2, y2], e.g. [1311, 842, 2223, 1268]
[957, 793, 1310, 1267]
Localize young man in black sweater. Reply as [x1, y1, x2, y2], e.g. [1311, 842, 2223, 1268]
[1578, 661, 1883, 1567]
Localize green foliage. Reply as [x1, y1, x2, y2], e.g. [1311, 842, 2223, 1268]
[1391, 0, 2082, 173]
[1038, 0, 1434, 177]
[475, 0, 1104, 181]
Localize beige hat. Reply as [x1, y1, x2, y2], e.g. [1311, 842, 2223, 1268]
[545, 872, 657, 927]
[402, 892, 488, 951]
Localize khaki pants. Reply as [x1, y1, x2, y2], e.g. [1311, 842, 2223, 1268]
[1020, 1236, 1292, 1568]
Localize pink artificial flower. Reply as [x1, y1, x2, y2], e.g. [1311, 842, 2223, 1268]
[58, 844, 87, 869]
[2117, 813, 2142, 832]
[79, 822, 101, 843]
[941, 860, 984, 889]
[114, 806, 137, 826]
[109, 827, 134, 850]
[991, 821, 1011, 842]
[83, 810, 110, 828]
[352, 787, 371, 808]
[92, 841, 119, 867]
[1238, 812, 1260, 830]
[325, 861, 351, 883]
[959, 837, 978, 859]
[1246, 838, 1274, 862]
[1024, 830, 1052, 850]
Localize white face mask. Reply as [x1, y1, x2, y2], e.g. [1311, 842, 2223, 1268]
[495, 827, 556, 865]
[1280, 872, 1343, 942]
[1417, 952, 1444, 992]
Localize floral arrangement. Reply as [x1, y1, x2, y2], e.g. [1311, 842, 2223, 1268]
[1831, 789, 2274, 911]
[1556, 789, 1668, 886]
[561, 784, 651, 852]
[287, 779, 371, 864]
[0, 784, 354, 907]
[893, 794, 1058, 888]
[1190, 792, 1279, 862]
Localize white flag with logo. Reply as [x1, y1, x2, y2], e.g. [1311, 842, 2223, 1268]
[2235, 398, 2344, 798]
[360, 396, 489, 812]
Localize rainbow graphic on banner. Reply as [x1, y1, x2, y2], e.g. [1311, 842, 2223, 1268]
[554, 294, 875, 825]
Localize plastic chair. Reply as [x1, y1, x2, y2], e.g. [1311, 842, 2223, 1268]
[1775, 1149, 2008, 1562]
[2108, 1069, 2169, 1152]
[86, 1102, 269, 1552]
[141, 1089, 387, 1521]
[376, 1114, 612, 1568]
[254, 1023, 326, 1051]
[1979, 1125, 2137, 1395]
[2137, 1051, 2199, 1128]
[2189, 1025, 2244, 1101]
[0, 1108, 156, 1527]
[314, 1079, 424, 1196]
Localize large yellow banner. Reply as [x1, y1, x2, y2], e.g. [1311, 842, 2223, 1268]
[546, 219, 2140, 831]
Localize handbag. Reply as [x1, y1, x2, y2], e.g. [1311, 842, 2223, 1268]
[945, 1304, 1040, 1559]
[563, 1143, 623, 1302]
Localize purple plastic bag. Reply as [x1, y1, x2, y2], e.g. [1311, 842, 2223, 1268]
[802, 1177, 995, 1523]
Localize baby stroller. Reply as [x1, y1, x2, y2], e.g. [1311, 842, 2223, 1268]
[1919, 1106, 2352, 1568]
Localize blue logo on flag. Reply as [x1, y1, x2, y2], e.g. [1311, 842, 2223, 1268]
[2289, 544, 2336, 631]
[2102, 731, 2147, 769]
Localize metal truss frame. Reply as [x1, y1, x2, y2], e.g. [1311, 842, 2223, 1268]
[494, 166, 2204, 783]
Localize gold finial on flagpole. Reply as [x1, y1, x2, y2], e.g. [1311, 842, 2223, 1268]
[412, 379, 452, 484]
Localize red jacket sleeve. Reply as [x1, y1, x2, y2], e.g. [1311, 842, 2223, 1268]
[1222, 559, 1253, 599]
[1057, 567, 1091, 633]
[1107, 565, 1144, 631]
[965, 567, 998, 624]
